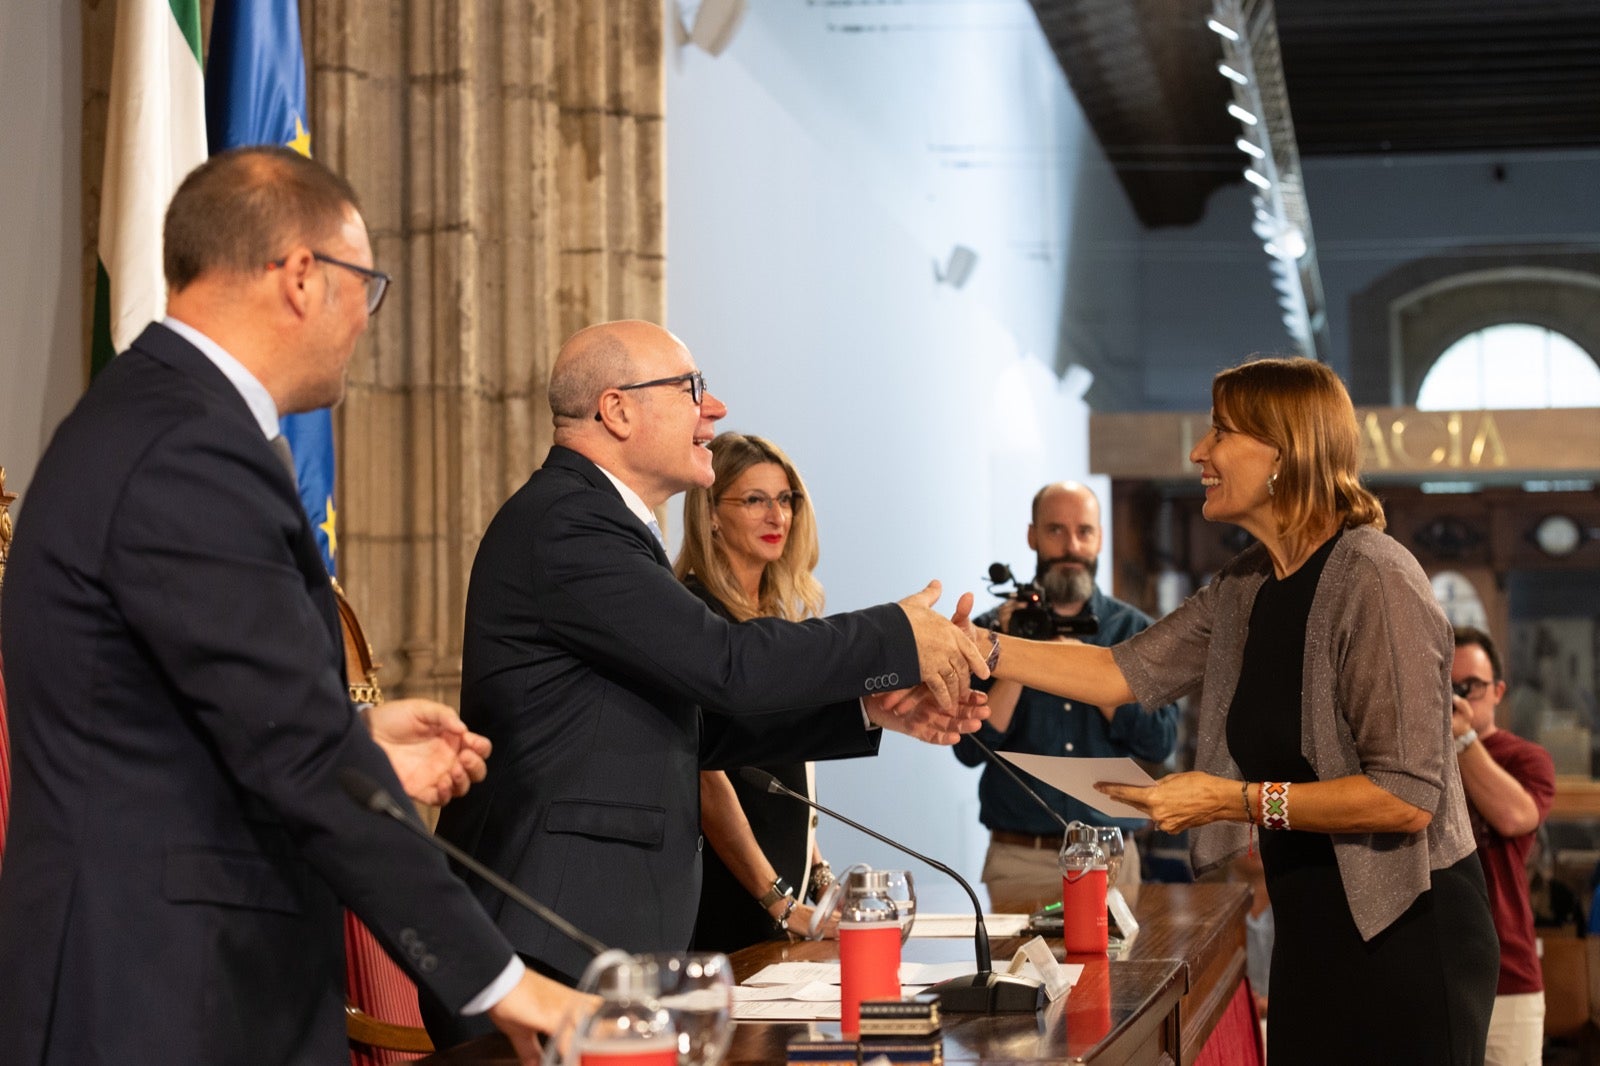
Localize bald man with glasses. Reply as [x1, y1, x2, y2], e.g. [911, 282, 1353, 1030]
[429, 319, 988, 1044]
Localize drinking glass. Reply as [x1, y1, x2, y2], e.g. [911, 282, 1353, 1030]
[636, 951, 735, 1066]
[1094, 826, 1125, 886]
[880, 869, 917, 943]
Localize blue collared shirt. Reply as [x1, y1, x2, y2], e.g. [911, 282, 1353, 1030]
[953, 587, 1180, 832]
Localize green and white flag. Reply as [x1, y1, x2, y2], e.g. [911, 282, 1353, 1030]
[90, 0, 208, 375]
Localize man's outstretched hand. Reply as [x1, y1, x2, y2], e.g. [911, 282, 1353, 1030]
[896, 581, 989, 711]
[866, 684, 989, 745]
[366, 699, 492, 806]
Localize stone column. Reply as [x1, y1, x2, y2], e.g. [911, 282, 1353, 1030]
[312, 0, 666, 704]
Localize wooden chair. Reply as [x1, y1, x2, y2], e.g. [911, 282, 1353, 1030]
[335, 579, 433, 1062]
[345, 911, 433, 1062]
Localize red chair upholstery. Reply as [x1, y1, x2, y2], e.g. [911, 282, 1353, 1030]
[1193, 978, 1265, 1066]
[345, 910, 432, 1062]
[0, 647, 10, 868]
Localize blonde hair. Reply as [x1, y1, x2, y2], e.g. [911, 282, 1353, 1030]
[1212, 357, 1385, 560]
[674, 433, 824, 622]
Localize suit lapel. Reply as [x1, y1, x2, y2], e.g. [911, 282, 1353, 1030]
[545, 446, 673, 569]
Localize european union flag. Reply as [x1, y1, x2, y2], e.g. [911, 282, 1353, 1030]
[206, 0, 336, 574]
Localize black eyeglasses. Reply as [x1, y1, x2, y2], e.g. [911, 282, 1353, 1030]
[1452, 677, 1494, 700]
[270, 252, 391, 314]
[594, 371, 706, 421]
[313, 253, 391, 314]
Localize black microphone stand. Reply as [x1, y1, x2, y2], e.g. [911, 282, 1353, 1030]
[740, 768, 1043, 1014]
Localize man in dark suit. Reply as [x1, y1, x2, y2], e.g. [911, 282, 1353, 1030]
[0, 147, 578, 1064]
[430, 319, 988, 1040]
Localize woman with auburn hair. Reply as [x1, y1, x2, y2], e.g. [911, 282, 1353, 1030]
[972, 358, 1497, 1063]
[676, 432, 837, 950]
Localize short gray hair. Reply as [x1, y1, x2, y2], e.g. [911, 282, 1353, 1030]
[549, 331, 634, 421]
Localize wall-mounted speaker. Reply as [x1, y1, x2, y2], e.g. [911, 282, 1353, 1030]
[934, 245, 978, 290]
[677, 0, 748, 57]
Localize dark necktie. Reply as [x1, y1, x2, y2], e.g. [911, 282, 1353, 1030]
[269, 435, 298, 489]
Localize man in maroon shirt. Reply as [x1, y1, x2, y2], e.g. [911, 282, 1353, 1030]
[1452, 625, 1556, 1066]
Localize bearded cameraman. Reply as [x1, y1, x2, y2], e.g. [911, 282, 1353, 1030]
[953, 482, 1179, 906]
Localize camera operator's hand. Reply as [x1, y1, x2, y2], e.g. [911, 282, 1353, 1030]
[995, 597, 1022, 635]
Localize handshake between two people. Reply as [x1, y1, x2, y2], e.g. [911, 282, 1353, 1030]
[874, 580, 993, 746]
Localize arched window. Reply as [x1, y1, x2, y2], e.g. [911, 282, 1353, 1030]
[1416, 323, 1600, 410]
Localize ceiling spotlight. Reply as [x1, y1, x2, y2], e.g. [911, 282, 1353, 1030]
[1206, 18, 1240, 42]
[1264, 227, 1307, 261]
[1235, 136, 1265, 159]
[1243, 167, 1272, 191]
[1218, 62, 1249, 86]
[1227, 103, 1258, 126]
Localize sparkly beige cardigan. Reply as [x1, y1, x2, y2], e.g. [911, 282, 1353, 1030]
[1112, 525, 1476, 941]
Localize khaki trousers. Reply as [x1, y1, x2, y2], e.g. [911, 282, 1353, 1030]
[980, 832, 1142, 907]
[1482, 991, 1543, 1066]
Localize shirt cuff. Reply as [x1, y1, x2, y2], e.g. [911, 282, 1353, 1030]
[860, 697, 877, 730]
[461, 955, 526, 1015]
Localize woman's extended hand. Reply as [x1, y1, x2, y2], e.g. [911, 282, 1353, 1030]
[1095, 772, 1239, 834]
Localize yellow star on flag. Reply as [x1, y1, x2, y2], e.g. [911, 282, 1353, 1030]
[319, 495, 338, 559]
[287, 115, 311, 158]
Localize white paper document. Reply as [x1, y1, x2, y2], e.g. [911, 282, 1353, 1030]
[909, 912, 1031, 939]
[733, 998, 842, 1021]
[743, 961, 974, 987]
[998, 753, 1155, 820]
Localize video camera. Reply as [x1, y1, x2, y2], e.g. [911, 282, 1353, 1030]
[986, 562, 1099, 641]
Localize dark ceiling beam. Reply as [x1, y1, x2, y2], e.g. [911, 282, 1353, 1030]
[1028, 0, 1600, 222]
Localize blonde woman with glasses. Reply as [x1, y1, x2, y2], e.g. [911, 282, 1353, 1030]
[675, 433, 839, 950]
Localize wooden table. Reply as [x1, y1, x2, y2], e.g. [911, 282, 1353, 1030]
[419, 883, 1250, 1066]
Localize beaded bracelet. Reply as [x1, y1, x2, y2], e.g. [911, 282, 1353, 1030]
[774, 896, 798, 937]
[1260, 781, 1291, 831]
[984, 629, 1001, 674]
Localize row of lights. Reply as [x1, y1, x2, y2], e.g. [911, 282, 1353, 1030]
[1207, 0, 1327, 358]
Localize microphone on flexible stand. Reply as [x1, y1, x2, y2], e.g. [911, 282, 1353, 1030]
[738, 767, 1043, 1014]
[338, 767, 611, 957]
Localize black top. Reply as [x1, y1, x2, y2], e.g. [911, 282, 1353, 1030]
[683, 578, 815, 953]
[1227, 530, 1341, 874]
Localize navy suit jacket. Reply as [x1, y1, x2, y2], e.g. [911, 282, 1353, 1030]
[0, 323, 515, 1065]
[434, 447, 918, 1001]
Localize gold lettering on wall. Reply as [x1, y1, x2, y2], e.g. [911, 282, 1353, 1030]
[1470, 412, 1509, 467]
[1089, 405, 1587, 481]
[1362, 412, 1392, 469]
[1356, 411, 1508, 472]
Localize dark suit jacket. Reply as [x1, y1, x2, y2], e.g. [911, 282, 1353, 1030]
[0, 323, 515, 1065]
[435, 446, 918, 996]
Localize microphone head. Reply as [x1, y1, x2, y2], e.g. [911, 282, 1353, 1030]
[737, 767, 783, 794]
[338, 766, 396, 815]
[987, 562, 1012, 584]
